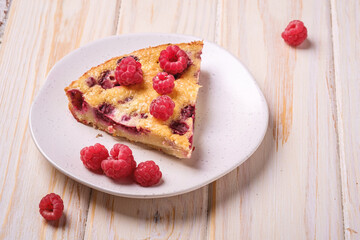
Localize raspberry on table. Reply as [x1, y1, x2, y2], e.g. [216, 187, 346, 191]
[101, 156, 135, 179]
[115, 56, 143, 85]
[80, 143, 109, 171]
[134, 161, 162, 187]
[110, 143, 136, 169]
[150, 95, 175, 121]
[152, 72, 175, 95]
[159, 45, 189, 75]
[281, 20, 308, 46]
[39, 193, 64, 221]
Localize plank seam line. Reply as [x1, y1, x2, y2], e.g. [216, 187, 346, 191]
[82, 189, 93, 240]
[205, 1, 222, 239]
[81, 1, 122, 239]
[329, 0, 346, 239]
[114, 0, 122, 36]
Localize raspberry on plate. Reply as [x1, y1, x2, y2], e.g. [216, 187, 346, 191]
[152, 72, 175, 95]
[80, 143, 109, 171]
[110, 143, 136, 169]
[39, 193, 64, 221]
[101, 156, 135, 179]
[115, 56, 143, 85]
[159, 45, 189, 75]
[134, 161, 162, 187]
[281, 20, 308, 46]
[150, 95, 175, 121]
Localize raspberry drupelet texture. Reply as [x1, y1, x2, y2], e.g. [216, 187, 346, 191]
[80, 143, 109, 171]
[134, 161, 162, 187]
[39, 193, 64, 221]
[152, 72, 175, 95]
[101, 144, 136, 179]
[115, 56, 143, 85]
[281, 20, 308, 46]
[110, 143, 136, 169]
[150, 95, 175, 121]
[159, 45, 189, 75]
[101, 157, 135, 179]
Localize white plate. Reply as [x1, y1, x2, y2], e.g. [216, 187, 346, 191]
[30, 33, 268, 198]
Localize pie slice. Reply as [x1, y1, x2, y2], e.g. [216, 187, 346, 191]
[65, 41, 203, 158]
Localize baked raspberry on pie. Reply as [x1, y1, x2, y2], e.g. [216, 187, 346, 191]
[65, 41, 203, 158]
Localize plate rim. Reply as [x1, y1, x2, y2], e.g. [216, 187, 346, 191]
[29, 33, 269, 199]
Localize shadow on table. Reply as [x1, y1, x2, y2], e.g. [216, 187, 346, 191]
[90, 128, 274, 234]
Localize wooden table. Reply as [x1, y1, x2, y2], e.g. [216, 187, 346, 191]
[0, 0, 359, 239]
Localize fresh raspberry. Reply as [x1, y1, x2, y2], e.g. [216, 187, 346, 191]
[110, 143, 136, 169]
[281, 20, 308, 46]
[115, 57, 143, 85]
[159, 45, 189, 75]
[134, 161, 162, 187]
[149, 95, 175, 121]
[152, 72, 175, 95]
[80, 143, 109, 171]
[101, 157, 134, 179]
[39, 193, 64, 221]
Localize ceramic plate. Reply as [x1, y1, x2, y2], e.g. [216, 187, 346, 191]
[30, 33, 268, 198]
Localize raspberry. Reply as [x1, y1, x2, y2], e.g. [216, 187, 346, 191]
[159, 45, 189, 75]
[115, 57, 143, 85]
[80, 143, 109, 171]
[134, 161, 162, 187]
[149, 95, 175, 121]
[110, 143, 136, 169]
[101, 157, 135, 179]
[39, 193, 64, 221]
[152, 72, 175, 95]
[281, 20, 308, 46]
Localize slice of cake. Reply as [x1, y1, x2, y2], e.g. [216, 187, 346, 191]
[65, 41, 203, 158]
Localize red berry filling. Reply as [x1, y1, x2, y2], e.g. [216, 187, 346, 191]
[86, 77, 96, 87]
[80, 143, 109, 171]
[39, 193, 64, 221]
[150, 95, 175, 121]
[181, 105, 195, 120]
[98, 103, 115, 115]
[159, 45, 190, 75]
[281, 20, 308, 46]
[68, 89, 87, 111]
[118, 96, 133, 104]
[115, 57, 143, 85]
[134, 161, 162, 187]
[98, 70, 118, 89]
[169, 121, 189, 135]
[152, 72, 175, 95]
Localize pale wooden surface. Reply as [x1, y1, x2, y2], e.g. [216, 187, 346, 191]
[0, 0, 359, 239]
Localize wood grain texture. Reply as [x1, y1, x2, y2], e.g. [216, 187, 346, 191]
[331, 0, 360, 238]
[84, 1, 218, 239]
[207, 0, 344, 239]
[0, 0, 119, 239]
[1, 0, 358, 239]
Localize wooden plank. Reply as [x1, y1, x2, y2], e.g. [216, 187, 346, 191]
[207, 0, 344, 239]
[83, 0, 218, 239]
[0, 0, 119, 239]
[331, 0, 360, 238]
